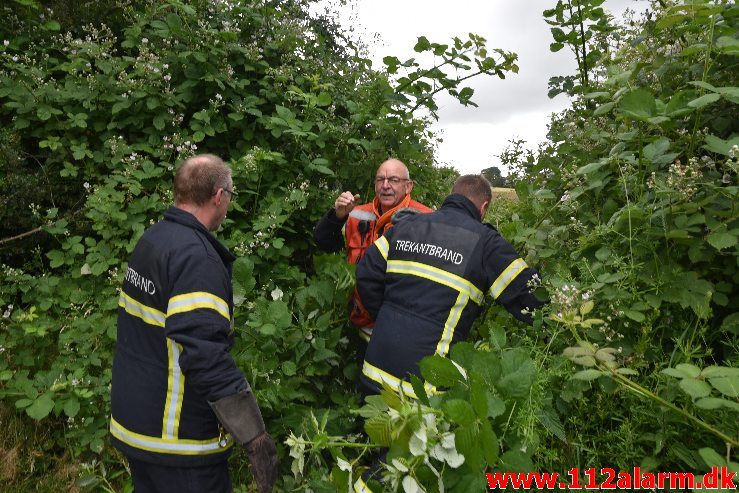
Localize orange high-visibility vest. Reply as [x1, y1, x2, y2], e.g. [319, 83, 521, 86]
[343, 195, 432, 334]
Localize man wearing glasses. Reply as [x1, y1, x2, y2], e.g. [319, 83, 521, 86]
[111, 154, 278, 493]
[314, 158, 432, 343]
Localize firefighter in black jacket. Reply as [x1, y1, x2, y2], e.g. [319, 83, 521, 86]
[355, 174, 545, 398]
[110, 155, 278, 493]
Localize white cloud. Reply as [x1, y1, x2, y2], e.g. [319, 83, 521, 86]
[314, 0, 648, 174]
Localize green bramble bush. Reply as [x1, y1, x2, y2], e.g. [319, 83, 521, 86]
[0, 0, 517, 490]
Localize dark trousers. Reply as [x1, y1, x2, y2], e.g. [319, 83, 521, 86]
[127, 457, 232, 493]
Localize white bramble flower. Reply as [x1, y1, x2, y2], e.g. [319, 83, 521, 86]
[3, 40, 9, 46]
[270, 288, 283, 301]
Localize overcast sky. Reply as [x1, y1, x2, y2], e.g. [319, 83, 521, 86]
[312, 0, 646, 175]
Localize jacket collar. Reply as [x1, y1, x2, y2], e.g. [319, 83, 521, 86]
[441, 194, 482, 221]
[372, 194, 412, 234]
[164, 206, 236, 264]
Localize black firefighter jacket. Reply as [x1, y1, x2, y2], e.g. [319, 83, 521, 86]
[110, 207, 246, 466]
[356, 194, 544, 398]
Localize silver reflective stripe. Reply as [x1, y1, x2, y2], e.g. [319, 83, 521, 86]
[489, 258, 528, 299]
[386, 260, 484, 305]
[118, 291, 166, 327]
[348, 209, 377, 221]
[362, 360, 436, 399]
[435, 293, 468, 357]
[354, 477, 372, 493]
[163, 340, 183, 439]
[376, 236, 389, 260]
[110, 418, 229, 454]
[167, 291, 230, 321]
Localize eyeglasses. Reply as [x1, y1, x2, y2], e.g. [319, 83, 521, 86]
[222, 188, 238, 198]
[375, 176, 409, 185]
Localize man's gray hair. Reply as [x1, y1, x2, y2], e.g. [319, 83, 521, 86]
[174, 154, 232, 206]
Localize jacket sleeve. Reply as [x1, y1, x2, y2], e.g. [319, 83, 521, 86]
[314, 208, 347, 253]
[355, 232, 391, 320]
[482, 226, 545, 324]
[165, 248, 247, 402]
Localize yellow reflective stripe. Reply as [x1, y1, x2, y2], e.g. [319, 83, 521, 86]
[110, 418, 232, 455]
[435, 293, 468, 357]
[341, 223, 347, 247]
[167, 292, 230, 321]
[386, 260, 483, 305]
[162, 339, 185, 439]
[118, 291, 165, 327]
[489, 258, 528, 299]
[354, 477, 373, 493]
[358, 326, 372, 342]
[362, 361, 437, 399]
[375, 236, 389, 260]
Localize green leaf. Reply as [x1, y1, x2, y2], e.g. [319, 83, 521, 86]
[708, 376, 739, 397]
[419, 355, 463, 387]
[593, 102, 615, 115]
[259, 323, 276, 335]
[706, 230, 737, 250]
[364, 415, 392, 446]
[315, 92, 331, 106]
[701, 366, 739, 378]
[500, 450, 534, 473]
[549, 42, 565, 52]
[413, 36, 431, 52]
[281, 361, 297, 377]
[487, 394, 505, 418]
[698, 447, 727, 469]
[275, 105, 294, 120]
[469, 375, 488, 418]
[26, 394, 55, 420]
[695, 397, 739, 411]
[688, 80, 718, 92]
[63, 397, 80, 418]
[409, 374, 429, 405]
[618, 88, 656, 119]
[676, 363, 701, 378]
[443, 399, 476, 425]
[716, 36, 739, 54]
[703, 134, 739, 156]
[497, 349, 536, 398]
[678, 378, 711, 399]
[623, 310, 645, 322]
[455, 423, 480, 469]
[267, 301, 292, 330]
[571, 355, 597, 367]
[643, 137, 670, 160]
[594, 246, 611, 261]
[687, 93, 720, 108]
[576, 161, 608, 175]
[37, 106, 52, 121]
[479, 420, 499, 465]
[572, 369, 603, 381]
[310, 164, 334, 176]
[655, 14, 687, 29]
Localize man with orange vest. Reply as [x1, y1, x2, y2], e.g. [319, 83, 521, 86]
[314, 158, 432, 343]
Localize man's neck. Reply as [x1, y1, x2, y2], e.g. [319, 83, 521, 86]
[176, 203, 212, 231]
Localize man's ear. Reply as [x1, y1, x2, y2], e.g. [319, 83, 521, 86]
[480, 200, 490, 219]
[405, 180, 414, 195]
[214, 188, 224, 206]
